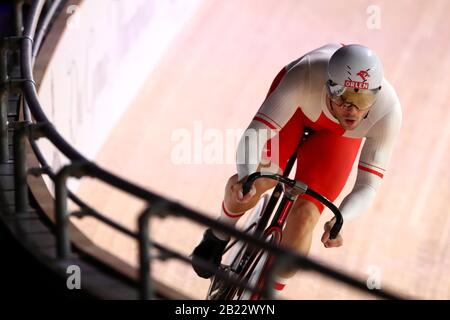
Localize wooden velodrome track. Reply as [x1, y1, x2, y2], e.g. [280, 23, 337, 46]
[70, 0, 450, 299]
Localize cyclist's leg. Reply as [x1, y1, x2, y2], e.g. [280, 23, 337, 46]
[280, 199, 321, 257]
[275, 130, 363, 282]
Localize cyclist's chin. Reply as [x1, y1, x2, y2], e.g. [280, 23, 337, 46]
[339, 118, 360, 130]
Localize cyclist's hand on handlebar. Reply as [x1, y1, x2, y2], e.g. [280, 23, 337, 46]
[321, 218, 343, 248]
[232, 177, 256, 204]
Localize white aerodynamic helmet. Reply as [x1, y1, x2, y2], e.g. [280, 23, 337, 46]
[327, 44, 383, 97]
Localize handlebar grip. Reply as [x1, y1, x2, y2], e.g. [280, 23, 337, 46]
[329, 218, 343, 240]
[242, 181, 252, 196]
[242, 172, 261, 196]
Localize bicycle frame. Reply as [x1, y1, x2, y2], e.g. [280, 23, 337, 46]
[221, 129, 311, 300]
[235, 170, 308, 300]
[237, 185, 301, 300]
[253, 128, 309, 236]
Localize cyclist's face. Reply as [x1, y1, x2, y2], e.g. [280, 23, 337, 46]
[326, 94, 371, 131]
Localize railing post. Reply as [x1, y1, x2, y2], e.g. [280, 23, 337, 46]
[55, 162, 89, 259]
[0, 90, 8, 163]
[12, 122, 29, 213]
[138, 207, 154, 300]
[14, 0, 25, 37]
[55, 165, 70, 259]
[0, 40, 9, 163]
[10, 121, 47, 214]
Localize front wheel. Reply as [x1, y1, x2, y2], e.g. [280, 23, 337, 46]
[206, 194, 270, 300]
[238, 229, 281, 300]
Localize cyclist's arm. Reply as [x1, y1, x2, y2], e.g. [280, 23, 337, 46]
[236, 59, 311, 181]
[339, 105, 402, 221]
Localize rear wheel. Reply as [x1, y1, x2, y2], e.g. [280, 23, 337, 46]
[206, 194, 270, 300]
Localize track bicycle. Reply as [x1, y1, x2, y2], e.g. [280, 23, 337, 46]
[206, 128, 343, 300]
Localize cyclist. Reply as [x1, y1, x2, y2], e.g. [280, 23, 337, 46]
[191, 43, 402, 297]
